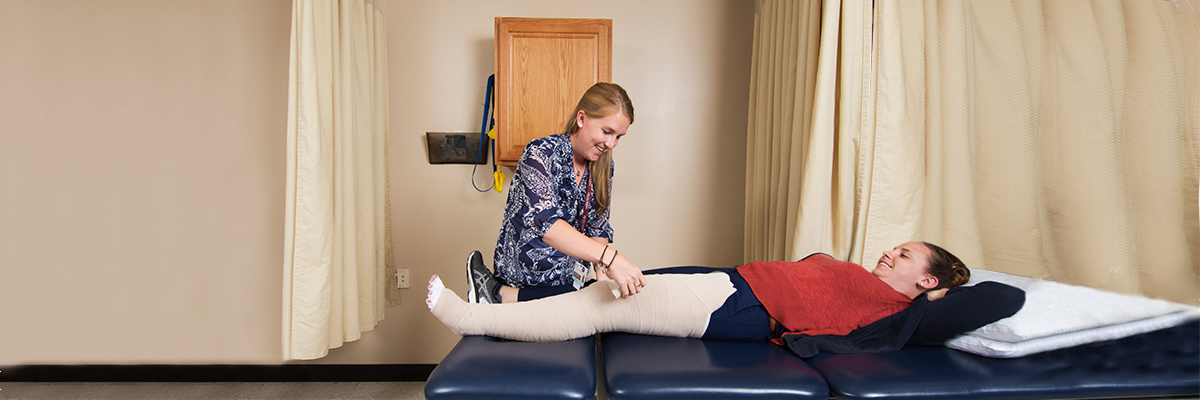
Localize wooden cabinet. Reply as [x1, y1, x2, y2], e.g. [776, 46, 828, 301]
[494, 17, 612, 166]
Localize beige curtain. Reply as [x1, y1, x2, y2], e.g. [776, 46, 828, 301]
[283, 0, 397, 361]
[746, 0, 874, 263]
[747, 0, 1199, 306]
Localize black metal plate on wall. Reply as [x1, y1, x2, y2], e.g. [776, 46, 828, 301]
[426, 132, 488, 164]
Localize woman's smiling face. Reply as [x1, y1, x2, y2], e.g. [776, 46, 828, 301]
[873, 242, 939, 298]
[570, 109, 630, 163]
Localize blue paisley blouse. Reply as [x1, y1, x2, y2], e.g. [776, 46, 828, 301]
[493, 133, 614, 288]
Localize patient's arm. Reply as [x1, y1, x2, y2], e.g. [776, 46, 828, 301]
[907, 281, 1025, 345]
[426, 273, 735, 342]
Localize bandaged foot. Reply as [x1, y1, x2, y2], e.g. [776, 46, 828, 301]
[426, 275, 446, 310]
[427, 272, 736, 342]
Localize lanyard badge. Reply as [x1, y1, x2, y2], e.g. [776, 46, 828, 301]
[572, 176, 594, 290]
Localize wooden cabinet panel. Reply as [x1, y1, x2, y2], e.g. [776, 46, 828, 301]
[494, 17, 612, 165]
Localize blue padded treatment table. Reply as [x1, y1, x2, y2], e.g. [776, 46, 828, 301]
[424, 335, 597, 400]
[807, 320, 1200, 400]
[601, 333, 830, 400]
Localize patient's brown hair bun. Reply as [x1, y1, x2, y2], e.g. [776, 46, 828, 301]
[923, 242, 971, 290]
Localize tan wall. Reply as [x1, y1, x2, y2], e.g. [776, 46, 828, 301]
[309, 0, 754, 364]
[0, 0, 753, 365]
[0, 0, 292, 364]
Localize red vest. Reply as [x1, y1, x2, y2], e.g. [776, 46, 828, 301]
[736, 254, 912, 337]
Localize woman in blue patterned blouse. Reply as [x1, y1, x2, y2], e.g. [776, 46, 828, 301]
[467, 83, 648, 304]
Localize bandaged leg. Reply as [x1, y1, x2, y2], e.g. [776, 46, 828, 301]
[428, 273, 736, 342]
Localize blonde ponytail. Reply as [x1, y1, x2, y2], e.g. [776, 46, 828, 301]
[562, 82, 634, 214]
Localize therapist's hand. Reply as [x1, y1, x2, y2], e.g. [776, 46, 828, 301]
[604, 253, 646, 297]
[594, 264, 612, 281]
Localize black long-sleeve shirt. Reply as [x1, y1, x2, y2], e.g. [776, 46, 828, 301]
[782, 281, 1026, 357]
[907, 281, 1027, 345]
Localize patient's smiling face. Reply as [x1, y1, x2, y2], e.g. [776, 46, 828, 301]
[873, 242, 939, 298]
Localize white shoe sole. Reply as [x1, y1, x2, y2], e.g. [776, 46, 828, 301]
[465, 252, 479, 304]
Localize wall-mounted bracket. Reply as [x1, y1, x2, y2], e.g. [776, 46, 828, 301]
[426, 132, 488, 164]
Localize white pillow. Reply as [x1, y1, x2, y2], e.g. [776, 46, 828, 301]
[942, 269, 1200, 358]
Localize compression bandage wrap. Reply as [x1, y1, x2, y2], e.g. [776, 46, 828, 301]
[431, 273, 736, 341]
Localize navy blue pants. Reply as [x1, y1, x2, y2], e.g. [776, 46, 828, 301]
[514, 284, 575, 302]
[645, 266, 773, 342]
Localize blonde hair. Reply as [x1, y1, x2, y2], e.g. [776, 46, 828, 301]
[562, 82, 634, 214]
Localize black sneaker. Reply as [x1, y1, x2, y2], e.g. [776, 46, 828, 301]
[465, 250, 499, 304]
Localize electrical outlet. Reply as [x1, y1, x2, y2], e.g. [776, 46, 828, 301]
[397, 269, 409, 289]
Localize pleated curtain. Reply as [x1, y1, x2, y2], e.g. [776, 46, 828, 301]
[746, 0, 1199, 306]
[283, 0, 397, 361]
[746, 0, 876, 264]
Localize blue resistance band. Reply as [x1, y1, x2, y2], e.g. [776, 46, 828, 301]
[472, 75, 498, 193]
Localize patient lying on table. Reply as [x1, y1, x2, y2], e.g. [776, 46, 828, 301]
[427, 241, 1025, 356]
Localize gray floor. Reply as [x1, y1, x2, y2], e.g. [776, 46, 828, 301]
[0, 382, 427, 400]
